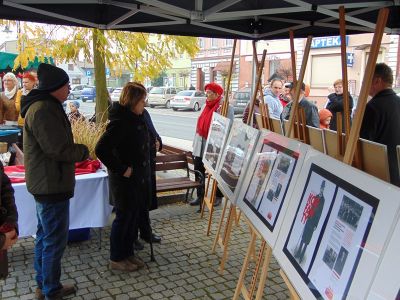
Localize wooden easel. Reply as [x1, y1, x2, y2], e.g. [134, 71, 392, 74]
[200, 39, 237, 235]
[233, 217, 273, 300]
[211, 48, 268, 274]
[280, 7, 389, 299]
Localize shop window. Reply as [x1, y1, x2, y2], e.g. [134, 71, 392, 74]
[311, 54, 341, 88]
[211, 38, 218, 48]
[199, 38, 204, 49]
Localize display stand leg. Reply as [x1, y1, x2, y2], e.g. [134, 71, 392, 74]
[212, 197, 229, 253]
[233, 231, 257, 300]
[212, 202, 236, 274]
[233, 218, 273, 300]
[200, 173, 212, 218]
[279, 269, 300, 300]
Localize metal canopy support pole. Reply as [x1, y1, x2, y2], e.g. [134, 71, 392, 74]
[343, 8, 389, 164]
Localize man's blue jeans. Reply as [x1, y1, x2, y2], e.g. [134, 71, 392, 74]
[34, 200, 69, 298]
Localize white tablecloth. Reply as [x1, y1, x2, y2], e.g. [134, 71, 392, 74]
[13, 171, 112, 237]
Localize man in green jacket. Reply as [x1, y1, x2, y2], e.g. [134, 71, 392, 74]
[21, 63, 89, 300]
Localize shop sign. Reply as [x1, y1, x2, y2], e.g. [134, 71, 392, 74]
[311, 36, 349, 49]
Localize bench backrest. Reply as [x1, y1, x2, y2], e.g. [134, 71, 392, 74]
[156, 153, 189, 175]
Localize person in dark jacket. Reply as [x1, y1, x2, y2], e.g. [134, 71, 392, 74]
[133, 108, 162, 250]
[282, 82, 319, 128]
[20, 63, 89, 300]
[325, 79, 353, 132]
[0, 161, 18, 279]
[360, 63, 400, 187]
[95, 82, 150, 272]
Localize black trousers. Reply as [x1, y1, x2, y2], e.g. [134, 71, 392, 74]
[193, 156, 223, 198]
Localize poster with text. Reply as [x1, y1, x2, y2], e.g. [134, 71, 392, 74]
[216, 120, 259, 203]
[203, 113, 231, 176]
[274, 150, 400, 300]
[236, 130, 310, 246]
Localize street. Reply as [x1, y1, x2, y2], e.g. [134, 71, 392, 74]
[77, 102, 200, 141]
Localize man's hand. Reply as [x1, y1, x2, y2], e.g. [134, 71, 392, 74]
[123, 167, 132, 178]
[1, 229, 17, 250]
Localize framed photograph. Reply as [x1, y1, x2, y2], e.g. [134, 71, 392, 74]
[215, 120, 259, 203]
[202, 113, 232, 176]
[274, 149, 400, 300]
[236, 130, 310, 246]
[367, 215, 400, 300]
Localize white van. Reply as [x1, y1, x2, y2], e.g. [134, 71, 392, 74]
[147, 86, 181, 108]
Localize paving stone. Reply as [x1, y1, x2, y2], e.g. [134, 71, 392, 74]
[0, 203, 290, 300]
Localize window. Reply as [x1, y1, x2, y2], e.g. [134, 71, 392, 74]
[199, 38, 204, 49]
[311, 54, 341, 88]
[225, 39, 233, 47]
[68, 64, 74, 71]
[211, 38, 218, 48]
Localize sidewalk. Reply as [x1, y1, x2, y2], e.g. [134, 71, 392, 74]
[1, 203, 290, 300]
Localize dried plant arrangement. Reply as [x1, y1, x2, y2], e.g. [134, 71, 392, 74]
[71, 117, 108, 160]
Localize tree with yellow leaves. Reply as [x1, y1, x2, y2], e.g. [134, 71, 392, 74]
[0, 20, 199, 122]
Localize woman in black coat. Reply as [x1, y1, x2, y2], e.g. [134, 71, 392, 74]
[95, 82, 151, 272]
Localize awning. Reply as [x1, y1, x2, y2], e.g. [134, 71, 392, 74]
[0, 52, 54, 73]
[213, 61, 236, 72]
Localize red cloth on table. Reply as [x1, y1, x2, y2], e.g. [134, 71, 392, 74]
[5, 159, 102, 183]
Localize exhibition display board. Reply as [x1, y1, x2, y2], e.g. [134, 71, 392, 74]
[202, 113, 231, 177]
[274, 149, 400, 300]
[367, 216, 400, 300]
[215, 120, 259, 204]
[236, 130, 310, 246]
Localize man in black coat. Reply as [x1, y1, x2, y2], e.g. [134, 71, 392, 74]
[360, 63, 400, 187]
[326, 79, 353, 132]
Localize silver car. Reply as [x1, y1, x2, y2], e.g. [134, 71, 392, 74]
[111, 87, 123, 102]
[170, 90, 206, 111]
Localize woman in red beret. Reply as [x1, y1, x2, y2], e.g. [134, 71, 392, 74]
[190, 82, 234, 211]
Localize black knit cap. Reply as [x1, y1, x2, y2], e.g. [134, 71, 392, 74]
[37, 63, 69, 92]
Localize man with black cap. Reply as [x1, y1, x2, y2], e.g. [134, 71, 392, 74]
[281, 82, 319, 128]
[21, 63, 89, 300]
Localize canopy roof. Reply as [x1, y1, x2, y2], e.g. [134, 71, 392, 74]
[1, 1, 399, 40]
[0, 52, 53, 73]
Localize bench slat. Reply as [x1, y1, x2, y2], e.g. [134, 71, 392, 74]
[156, 161, 188, 171]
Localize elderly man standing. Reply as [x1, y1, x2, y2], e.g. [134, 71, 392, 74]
[21, 63, 89, 300]
[360, 63, 400, 187]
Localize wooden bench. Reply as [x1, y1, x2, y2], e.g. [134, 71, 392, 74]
[155, 153, 203, 202]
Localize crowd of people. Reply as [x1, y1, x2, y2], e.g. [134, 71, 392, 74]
[0, 61, 399, 299]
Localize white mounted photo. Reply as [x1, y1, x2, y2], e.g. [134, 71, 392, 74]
[274, 149, 400, 300]
[202, 113, 232, 176]
[236, 130, 310, 247]
[367, 215, 400, 300]
[214, 120, 259, 203]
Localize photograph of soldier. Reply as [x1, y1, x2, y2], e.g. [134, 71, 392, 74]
[333, 246, 349, 276]
[274, 183, 283, 198]
[294, 180, 326, 264]
[322, 245, 338, 269]
[337, 195, 363, 230]
[266, 189, 274, 201]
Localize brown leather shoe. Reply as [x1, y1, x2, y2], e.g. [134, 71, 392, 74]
[47, 284, 77, 300]
[109, 259, 138, 271]
[35, 288, 44, 300]
[127, 255, 145, 268]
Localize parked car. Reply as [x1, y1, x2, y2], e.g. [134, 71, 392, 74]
[230, 88, 251, 114]
[69, 84, 90, 99]
[170, 90, 206, 111]
[81, 86, 96, 102]
[111, 87, 122, 102]
[107, 87, 115, 94]
[147, 86, 181, 108]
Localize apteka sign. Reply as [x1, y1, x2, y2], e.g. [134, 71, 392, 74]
[311, 36, 349, 49]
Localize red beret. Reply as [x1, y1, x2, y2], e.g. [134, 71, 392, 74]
[204, 82, 224, 96]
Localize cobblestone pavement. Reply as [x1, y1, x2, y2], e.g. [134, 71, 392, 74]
[0, 202, 290, 300]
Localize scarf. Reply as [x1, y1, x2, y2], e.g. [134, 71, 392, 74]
[196, 96, 222, 138]
[4, 86, 17, 99]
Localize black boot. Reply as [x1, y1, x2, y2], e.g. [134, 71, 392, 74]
[189, 197, 202, 206]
